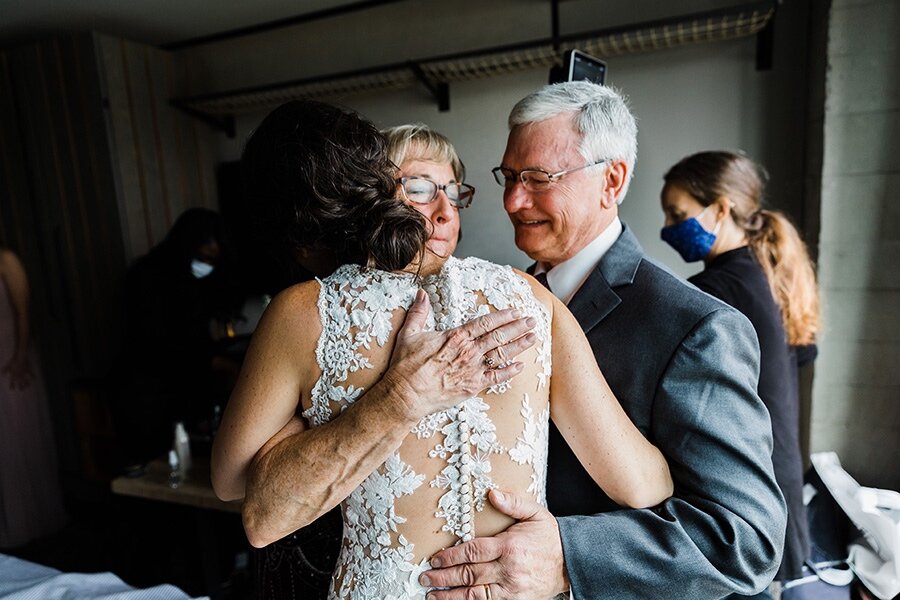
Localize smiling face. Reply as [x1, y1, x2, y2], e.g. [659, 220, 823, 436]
[397, 156, 460, 259]
[500, 114, 612, 267]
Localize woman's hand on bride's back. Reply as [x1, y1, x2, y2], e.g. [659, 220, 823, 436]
[384, 289, 537, 420]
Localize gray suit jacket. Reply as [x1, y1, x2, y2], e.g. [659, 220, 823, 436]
[545, 225, 786, 598]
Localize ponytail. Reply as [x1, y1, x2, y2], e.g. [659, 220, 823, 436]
[746, 209, 820, 345]
[664, 150, 821, 345]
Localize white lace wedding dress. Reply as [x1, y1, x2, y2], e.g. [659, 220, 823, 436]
[302, 256, 553, 600]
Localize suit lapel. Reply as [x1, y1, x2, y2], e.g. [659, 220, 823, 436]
[567, 271, 620, 333]
[566, 225, 644, 335]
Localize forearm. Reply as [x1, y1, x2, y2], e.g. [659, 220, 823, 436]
[612, 439, 672, 508]
[3, 269, 31, 359]
[242, 373, 418, 547]
[549, 295, 672, 508]
[572, 381, 672, 508]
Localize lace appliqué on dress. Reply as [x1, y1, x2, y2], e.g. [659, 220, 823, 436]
[306, 257, 552, 599]
[508, 394, 550, 503]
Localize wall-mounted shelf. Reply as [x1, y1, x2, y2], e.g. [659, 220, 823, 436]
[171, 1, 776, 135]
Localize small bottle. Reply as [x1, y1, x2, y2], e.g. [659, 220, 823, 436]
[167, 449, 181, 488]
[174, 421, 192, 474]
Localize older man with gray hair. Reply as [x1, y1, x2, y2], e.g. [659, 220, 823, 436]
[422, 81, 786, 599]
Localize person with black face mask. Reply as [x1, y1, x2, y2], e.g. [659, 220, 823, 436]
[661, 150, 821, 598]
[112, 208, 244, 469]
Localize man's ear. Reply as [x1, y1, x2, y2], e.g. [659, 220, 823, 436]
[601, 160, 629, 208]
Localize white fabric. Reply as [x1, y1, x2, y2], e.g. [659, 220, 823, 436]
[0, 553, 202, 600]
[810, 452, 900, 599]
[304, 256, 553, 599]
[534, 217, 622, 303]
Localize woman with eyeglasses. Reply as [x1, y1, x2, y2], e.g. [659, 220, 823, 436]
[212, 101, 672, 599]
[382, 124, 474, 261]
[660, 150, 820, 599]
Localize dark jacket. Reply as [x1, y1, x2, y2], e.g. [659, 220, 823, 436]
[546, 226, 786, 598]
[689, 246, 812, 581]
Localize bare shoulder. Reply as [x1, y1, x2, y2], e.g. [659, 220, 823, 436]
[255, 280, 323, 347]
[511, 267, 556, 316]
[510, 268, 578, 335]
[268, 280, 321, 314]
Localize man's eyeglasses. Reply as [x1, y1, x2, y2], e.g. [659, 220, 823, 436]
[491, 160, 608, 192]
[398, 177, 475, 209]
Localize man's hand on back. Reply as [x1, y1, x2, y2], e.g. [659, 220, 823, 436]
[421, 490, 570, 600]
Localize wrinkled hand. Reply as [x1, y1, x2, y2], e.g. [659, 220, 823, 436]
[422, 490, 569, 600]
[385, 290, 537, 420]
[2, 355, 34, 390]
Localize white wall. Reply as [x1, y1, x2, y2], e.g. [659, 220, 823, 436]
[215, 37, 768, 278]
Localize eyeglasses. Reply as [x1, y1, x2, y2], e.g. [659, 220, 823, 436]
[491, 160, 608, 192]
[398, 177, 475, 209]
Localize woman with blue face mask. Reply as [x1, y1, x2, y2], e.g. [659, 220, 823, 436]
[661, 150, 821, 599]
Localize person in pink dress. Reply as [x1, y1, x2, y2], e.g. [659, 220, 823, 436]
[0, 247, 66, 548]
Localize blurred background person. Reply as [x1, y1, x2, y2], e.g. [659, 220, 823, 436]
[112, 208, 244, 469]
[660, 150, 821, 598]
[0, 247, 66, 548]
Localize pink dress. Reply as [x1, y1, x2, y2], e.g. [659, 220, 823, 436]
[0, 277, 66, 548]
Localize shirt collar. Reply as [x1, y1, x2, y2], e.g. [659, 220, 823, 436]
[534, 217, 623, 304]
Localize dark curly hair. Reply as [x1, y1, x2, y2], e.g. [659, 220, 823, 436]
[241, 100, 428, 275]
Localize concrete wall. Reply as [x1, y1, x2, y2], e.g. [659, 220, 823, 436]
[813, 0, 900, 490]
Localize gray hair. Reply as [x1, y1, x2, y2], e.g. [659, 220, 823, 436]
[508, 81, 638, 200]
[381, 123, 465, 181]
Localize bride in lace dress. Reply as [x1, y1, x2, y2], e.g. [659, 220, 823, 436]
[213, 102, 672, 600]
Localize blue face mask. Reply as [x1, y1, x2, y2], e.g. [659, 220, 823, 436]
[660, 206, 720, 263]
[191, 259, 215, 279]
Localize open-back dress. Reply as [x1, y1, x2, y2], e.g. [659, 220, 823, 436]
[302, 256, 553, 599]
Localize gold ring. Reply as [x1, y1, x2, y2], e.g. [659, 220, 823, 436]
[483, 355, 496, 369]
[484, 583, 493, 600]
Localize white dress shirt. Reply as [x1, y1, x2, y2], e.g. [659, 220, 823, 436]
[534, 217, 623, 304]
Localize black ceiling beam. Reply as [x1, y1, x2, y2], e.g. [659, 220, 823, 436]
[172, 100, 236, 137]
[755, 5, 777, 71]
[160, 0, 408, 51]
[172, 0, 777, 129]
[174, 0, 776, 104]
[551, 0, 561, 51]
[409, 62, 450, 112]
